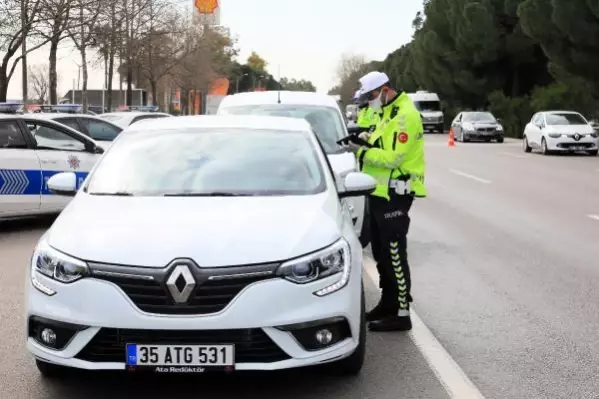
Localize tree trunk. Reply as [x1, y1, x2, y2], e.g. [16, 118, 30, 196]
[150, 80, 157, 106]
[0, 66, 8, 102]
[81, 46, 89, 113]
[49, 38, 60, 104]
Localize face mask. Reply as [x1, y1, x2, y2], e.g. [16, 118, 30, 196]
[368, 90, 386, 111]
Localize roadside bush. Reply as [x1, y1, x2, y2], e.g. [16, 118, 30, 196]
[487, 91, 532, 139]
[530, 81, 598, 119]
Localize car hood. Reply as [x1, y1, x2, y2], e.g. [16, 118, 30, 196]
[46, 192, 342, 267]
[464, 122, 498, 129]
[544, 125, 594, 134]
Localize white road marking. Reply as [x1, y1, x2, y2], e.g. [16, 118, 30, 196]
[499, 152, 529, 159]
[587, 214, 599, 221]
[363, 257, 485, 399]
[449, 169, 491, 184]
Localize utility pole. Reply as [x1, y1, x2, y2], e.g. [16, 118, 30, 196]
[20, 0, 28, 104]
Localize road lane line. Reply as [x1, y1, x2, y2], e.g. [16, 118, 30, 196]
[498, 152, 529, 159]
[449, 169, 491, 184]
[587, 214, 599, 221]
[363, 257, 486, 399]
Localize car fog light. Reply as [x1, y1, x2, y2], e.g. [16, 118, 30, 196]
[40, 328, 57, 346]
[29, 316, 88, 350]
[315, 329, 333, 345]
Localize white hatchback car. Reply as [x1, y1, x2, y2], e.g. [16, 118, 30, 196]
[217, 91, 370, 247]
[26, 115, 374, 378]
[523, 111, 598, 155]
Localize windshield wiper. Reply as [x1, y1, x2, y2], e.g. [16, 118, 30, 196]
[163, 192, 252, 197]
[89, 192, 134, 196]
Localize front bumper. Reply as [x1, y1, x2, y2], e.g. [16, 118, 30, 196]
[545, 136, 598, 151]
[463, 130, 503, 140]
[26, 259, 363, 371]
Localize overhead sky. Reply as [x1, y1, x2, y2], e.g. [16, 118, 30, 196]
[5, 0, 422, 100]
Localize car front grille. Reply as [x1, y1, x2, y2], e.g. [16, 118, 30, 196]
[89, 261, 280, 315]
[476, 127, 496, 133]
[75, 328, 291, 363]
[558, 142, 594, 149]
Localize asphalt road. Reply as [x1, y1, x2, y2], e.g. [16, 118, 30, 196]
[1, 133, 598, 399]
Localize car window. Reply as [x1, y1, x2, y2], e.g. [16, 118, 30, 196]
[545, 113, 587, 126]
[26, 122, 86, 151]
[131, 114, 168, 125]
[85, 127, 326, 197]
[0, 121, 28, 149]
[462, 112, 496, 123]
[80, 118, 122, 141]
[54, 117, 82, 132]
[219, 105, 345, 154]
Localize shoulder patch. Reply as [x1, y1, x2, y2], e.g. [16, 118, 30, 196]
[397, 132, 409, 143]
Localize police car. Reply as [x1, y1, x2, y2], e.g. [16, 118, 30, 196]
[217, 91, 370, 247]
[29, 110, 123, 150]
[99, 106, 171, 129]
[0, 103, 104, 220]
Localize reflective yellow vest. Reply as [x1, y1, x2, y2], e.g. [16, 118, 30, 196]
[356, 106, 375, 129]
[356, 92, 427, 199]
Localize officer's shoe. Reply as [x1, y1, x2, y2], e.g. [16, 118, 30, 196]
[366, 303, 395, 322]
[368, 310, 412, 332]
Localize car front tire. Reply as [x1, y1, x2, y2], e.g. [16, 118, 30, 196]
[541, 138, 551, 155]
[496, 136, 504, 143]
[36, 359, 68, 378]
[327, 284, 366, 376]
[523, 135, 532, 152]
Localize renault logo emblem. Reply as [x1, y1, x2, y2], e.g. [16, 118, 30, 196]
[574, 133, 581, 141]
[166, 265, 196, 303]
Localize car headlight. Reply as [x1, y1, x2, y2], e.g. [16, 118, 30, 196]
[276, 239, 351, 296]
[548, 133, 562, 138]
[32, 239, 89, 285]
[496, 125, 503, 131]
[591, 132, 598, 138]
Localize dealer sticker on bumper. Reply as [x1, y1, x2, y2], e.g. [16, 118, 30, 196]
[126, 344, 235, 368]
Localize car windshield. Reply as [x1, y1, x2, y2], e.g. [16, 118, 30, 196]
[85, 127, 326, 197]
[545, 113, 587, 125]
[413, 101, 441, 112]
[219, 105, 345, 153]
[462, 112, 496, 123]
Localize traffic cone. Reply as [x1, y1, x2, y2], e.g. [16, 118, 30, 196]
[448, 128, 455, 147]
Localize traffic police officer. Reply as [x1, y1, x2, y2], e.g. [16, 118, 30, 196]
[349, 71, 426, 331]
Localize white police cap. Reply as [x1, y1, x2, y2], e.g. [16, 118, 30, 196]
[359, 71, 390, 94]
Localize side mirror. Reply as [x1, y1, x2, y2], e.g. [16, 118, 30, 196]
[47, 172, 78, 196]
[94, 145, 105, 154]
[338, 172, 376, 198]
[496, 118, 501, 124]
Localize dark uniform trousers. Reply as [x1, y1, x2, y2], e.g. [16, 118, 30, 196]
[368, 190, 414, 312]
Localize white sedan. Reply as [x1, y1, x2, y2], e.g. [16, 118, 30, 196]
[26, 114, 373, 378]
[523, 111, 598, 155]
[217, 90, 370, 248]
[0, 113, 104, 220]
[99, 111, 172, 129]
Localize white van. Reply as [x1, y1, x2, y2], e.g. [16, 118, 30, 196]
[408, 91, 444, 133]
[217, 91, 370, 247]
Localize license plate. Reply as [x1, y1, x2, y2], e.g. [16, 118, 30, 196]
[126, 344, 235, 368]
[572, 146, 585, 150]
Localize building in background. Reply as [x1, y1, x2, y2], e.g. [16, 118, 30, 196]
[60, 89, 148, 112]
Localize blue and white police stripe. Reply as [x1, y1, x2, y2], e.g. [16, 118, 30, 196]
[0, 169, 89, 195]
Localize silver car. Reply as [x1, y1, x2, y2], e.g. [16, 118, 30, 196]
[451, 111, 505, 143]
